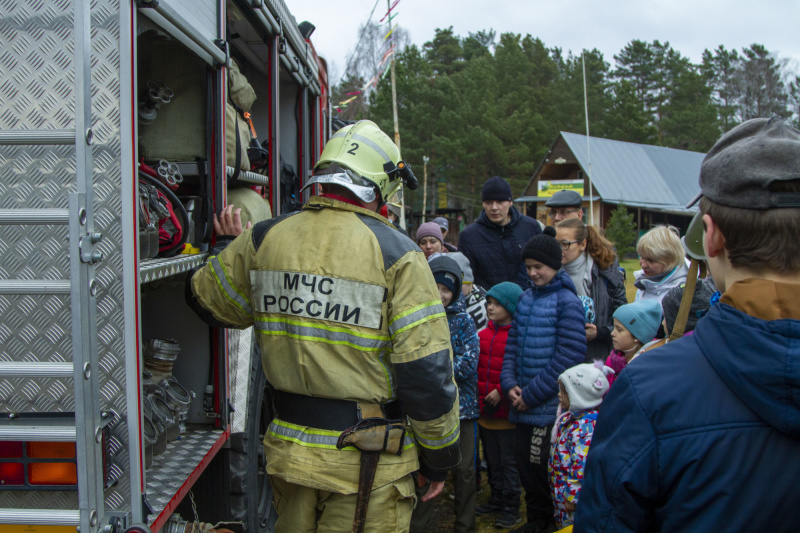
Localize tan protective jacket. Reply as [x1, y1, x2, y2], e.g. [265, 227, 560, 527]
[190, 196, 461, 493]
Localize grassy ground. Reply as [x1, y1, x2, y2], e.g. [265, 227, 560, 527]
[619, 258, 639, 303]
[428, 472, 525, 532]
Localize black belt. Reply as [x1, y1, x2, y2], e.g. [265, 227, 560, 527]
[274, 390, 404, 431]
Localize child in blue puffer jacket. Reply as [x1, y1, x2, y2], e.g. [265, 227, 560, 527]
[500, 226, 587, 533]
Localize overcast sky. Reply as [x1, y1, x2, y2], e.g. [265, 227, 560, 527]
[290, 0, 800, 86]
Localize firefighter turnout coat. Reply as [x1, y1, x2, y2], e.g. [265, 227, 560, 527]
[188, 196, 462, 493]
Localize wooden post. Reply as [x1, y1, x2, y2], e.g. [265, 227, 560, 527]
[422, 156, 429, 221]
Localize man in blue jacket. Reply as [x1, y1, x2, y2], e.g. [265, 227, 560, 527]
[575, 117, 800, 532]
[458, 176, 542, 290]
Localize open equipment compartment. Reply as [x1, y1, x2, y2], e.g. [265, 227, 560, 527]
[0, 1, 328, 531]
[134, 2, 231, 530]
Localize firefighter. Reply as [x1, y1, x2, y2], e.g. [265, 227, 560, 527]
[186, 120, 461, 532]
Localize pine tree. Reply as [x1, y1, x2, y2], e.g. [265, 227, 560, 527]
[605, 205, 638, 257]
[739, 44, 790, 119]
[660, 66, 720, 152]
[701, 46, 742, 130]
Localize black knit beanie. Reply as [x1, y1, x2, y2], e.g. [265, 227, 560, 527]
[429, 255, 462, 295]
[521, 226, 562, 270]
[481, 176, 513, 202]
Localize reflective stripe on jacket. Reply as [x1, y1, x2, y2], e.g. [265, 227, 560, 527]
[190, 196, 461, 492]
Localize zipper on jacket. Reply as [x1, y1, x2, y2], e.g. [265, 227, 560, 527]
[486, 326, 498, 397]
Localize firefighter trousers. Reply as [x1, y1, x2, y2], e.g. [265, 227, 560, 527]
[270, 474, 415, 533]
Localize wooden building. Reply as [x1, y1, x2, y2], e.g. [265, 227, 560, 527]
[517, 132, 705, 233]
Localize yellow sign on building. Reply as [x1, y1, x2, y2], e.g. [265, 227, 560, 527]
[437, 181, 448, 209]
[537, 179, 583, 198]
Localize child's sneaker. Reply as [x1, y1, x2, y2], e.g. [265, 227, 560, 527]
[495, 505, 522, 528]
[475, 493, 503, 515]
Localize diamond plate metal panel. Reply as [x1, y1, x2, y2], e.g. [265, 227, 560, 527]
[90, 0, 130, 514]
[145, 429, 224, 522]
[0, 0, 131, 514]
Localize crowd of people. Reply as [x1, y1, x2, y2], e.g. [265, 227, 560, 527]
[403, 173, 700, 532]
[405, 117, 799, 533]
[191, 117, 800, 533]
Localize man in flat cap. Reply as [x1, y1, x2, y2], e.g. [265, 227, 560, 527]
[545, 190, 584, 224]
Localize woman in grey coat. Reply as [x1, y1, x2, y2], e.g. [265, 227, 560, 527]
[555, 218, 627, 362]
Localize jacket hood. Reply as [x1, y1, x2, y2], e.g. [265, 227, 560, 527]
[476, 205, 522, 230]
[695, 302, 800, 437]
[446, 291, 468, 316]
[633, 260, 690, 291]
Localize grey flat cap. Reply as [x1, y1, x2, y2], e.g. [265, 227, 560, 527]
[544, 190, 582, 208]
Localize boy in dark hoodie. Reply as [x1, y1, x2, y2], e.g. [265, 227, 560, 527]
[576, 118, 800, 532]
[411, 255, 479, 533]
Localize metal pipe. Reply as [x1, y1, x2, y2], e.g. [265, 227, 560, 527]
[252, 1, 280, 34]
[280, 53, 309, 87]
[262, 0, 318, 82]
[226, 166, 270, 186]
[264, 1, 312, 77]
[0, 130, 75, 145]
[150, 3, 226, 64]
[0, 209, 69, 225]
[0, 362, 74, 378]
[0, 280, 71, 295]
[0, 426, 77, 442]
[0, 510, 80, 526]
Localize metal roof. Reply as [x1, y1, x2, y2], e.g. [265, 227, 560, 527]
[514, 195, 600, 203]
[559, 132, 705, 214]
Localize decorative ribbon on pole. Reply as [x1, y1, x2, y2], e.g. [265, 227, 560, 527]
[379, 0, 400, 22]
[375, 12, 397, 26]
[336, 0, 402, 116]
[383, 23, 398, 41]
[378, 45, 396, 68]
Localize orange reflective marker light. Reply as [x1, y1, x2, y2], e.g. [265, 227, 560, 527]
[29, 462, 77, 485]
[27, 442, 76, 459]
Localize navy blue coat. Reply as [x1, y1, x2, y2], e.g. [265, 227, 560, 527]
[575, 295, 800, 532]
[500, 271, 587, 426]
[458, 207, 542, 290]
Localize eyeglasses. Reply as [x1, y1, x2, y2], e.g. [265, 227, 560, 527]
[548, 208, 581, 218]
[559, 240, 578, 250]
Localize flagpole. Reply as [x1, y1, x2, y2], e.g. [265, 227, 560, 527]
[387, 0, 405, 229]
[582, 52, 594, 226]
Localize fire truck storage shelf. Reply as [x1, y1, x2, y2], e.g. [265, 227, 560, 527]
[140, 254, 209, 284]
[146, 428, 226, 527]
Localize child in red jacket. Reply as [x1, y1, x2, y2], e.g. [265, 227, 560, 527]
[476, 281, 523, 528]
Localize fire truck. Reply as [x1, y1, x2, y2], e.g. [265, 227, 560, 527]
[0, 1, 329, 532]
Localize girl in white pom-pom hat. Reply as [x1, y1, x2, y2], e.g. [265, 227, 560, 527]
[548, 361, 614, 529]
